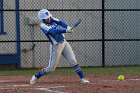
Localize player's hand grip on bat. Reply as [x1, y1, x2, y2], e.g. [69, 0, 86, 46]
[66, 26, 73, 33]
[66, 29, 73, 33]
[66, 18, 81, 33]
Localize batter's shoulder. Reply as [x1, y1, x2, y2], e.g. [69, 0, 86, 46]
[40, 23, 51, 31]
[51, 17, 60, 22]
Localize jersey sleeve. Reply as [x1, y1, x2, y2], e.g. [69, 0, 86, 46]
[52, 17, 68, 28]
[40, 23, 51, 34]
[40, 23, 67, 35]
[48, 28, 67, 35]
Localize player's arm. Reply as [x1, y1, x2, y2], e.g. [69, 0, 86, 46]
[41, 22, 73, 34]
[49, 27, 74, 34]
[52, 17, 69, 28]
[48, 28, 67, 34]
[51, 17, 73, 33]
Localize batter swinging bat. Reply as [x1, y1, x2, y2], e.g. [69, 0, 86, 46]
[71, 18, 82, 30]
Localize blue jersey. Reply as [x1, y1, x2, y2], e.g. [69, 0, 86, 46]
[40, 17, 68, 45]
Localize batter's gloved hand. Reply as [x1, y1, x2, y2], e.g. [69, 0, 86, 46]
[66, 26, 73, 33]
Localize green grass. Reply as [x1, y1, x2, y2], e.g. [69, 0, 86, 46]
[83, 67, 140, 74]
[0, 67, 140, 76]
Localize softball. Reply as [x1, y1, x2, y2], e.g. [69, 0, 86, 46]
[118, 75, 125, 81]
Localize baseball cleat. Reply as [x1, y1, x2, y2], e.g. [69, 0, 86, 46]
[81, 78, 90, 84]
[30, 75, 37, 85]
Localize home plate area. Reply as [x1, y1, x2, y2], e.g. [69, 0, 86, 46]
[0, 74, 140, 93]
[0, 83, 69, 93]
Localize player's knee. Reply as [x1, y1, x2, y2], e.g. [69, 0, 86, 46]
[47, 67, 56, 72]
[50, 68, 56, 72]
[69, 59, 78, 66]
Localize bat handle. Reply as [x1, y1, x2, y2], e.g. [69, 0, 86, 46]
[71, 27, 74, 30]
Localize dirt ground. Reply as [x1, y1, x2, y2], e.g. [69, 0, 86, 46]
[0, 74, 140, 93]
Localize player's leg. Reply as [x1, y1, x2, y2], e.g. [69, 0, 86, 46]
[30, 43, 65, 84]
[62, 41, 90, 84]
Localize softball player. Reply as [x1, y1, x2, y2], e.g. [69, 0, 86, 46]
[30, 9, 90, 84]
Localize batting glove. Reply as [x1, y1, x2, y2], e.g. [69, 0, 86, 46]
[67, 26, 72, 30]
[66, 26, 73, 33]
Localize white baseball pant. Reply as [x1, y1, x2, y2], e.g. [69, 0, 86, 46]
[42, 39, 77, 74]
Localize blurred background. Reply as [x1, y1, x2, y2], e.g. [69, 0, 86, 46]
[0, 0, 140, 69]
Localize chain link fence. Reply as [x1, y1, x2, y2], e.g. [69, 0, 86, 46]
[0, 0, 140, 68]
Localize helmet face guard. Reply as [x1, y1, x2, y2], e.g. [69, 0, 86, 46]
[38, 9, 52, 21]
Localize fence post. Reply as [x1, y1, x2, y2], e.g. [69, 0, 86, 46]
[102, 0, 105, 67]
[15, 0, 21, 68]
[0, 0, 5, 34]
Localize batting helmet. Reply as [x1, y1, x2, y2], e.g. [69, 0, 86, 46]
[38, 9, 52, 21]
